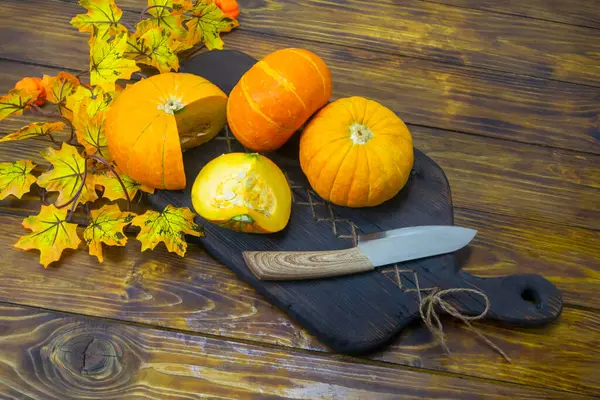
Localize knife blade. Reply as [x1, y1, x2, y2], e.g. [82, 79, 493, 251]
[242, 225, 477, 280]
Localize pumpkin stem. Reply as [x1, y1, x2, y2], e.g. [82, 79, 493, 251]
[349, 123, 374, 144]
[158, 97, 185, 115]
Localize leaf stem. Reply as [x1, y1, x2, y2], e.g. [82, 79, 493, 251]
[48, 134, 60, 146]
[65, 118, 76, 145]
[88, 154, 132, 211]
[30, 104, 62, 118]
[55, 155, 88, 213]
[141, 4, 173, 18]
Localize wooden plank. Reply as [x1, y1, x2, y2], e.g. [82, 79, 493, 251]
[0, 212, 598, 394]
[114, 0, 600, 86]
[0, 304, 586, 400]
[2, 1, 600, 154]
[2, 58, 599, 230]
[424, 0, 600, 30]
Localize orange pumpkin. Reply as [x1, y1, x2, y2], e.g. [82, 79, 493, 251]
[214, 0, 239, 19]
[227, 48, 332, 152]
[299, 96, 414, 208]
[105, 72, 228, 190]
[15, 77, 46, 106]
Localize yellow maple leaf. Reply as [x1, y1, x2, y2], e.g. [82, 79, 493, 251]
[83, 203, 134, 263]
[131, 205, 203, 257]
[0, 90, 35, 121]
[139, 27, 180, 73]
[73, 106, 111, 160]
[172, 0, 193, 15]
[95, 170, 155, 201]
[90, 32, 140, 91]
[66, 85, 117, 126]
[0, 160, 37, 200]
[14, 204, 82, 268]
[0, 121, 66, 143]
[36, 143, 98, 207]
[70, 0, 128, 40]
[184, 0, 239, 50]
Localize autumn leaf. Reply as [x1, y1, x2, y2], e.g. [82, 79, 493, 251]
[70, 0, 128, 40]
[36, 143, 98, 207]
[0, 122, 66, 143]
[66, 85, 116, 124]
[184, 0, 239, 50]
[83, 203, 134, 263]
[42, 72, 80, 120]
[14, 204, 82, 268]
[95, 170, 154, 201]
[0, 90, 36, 121]
[73, 107, 111, 160]
[131, 205, 203, 257]
[172, 0, 193, 15]
[0, 160, 37, 200]
[90, 32, 140, 91]
[138, 27, 180, 72]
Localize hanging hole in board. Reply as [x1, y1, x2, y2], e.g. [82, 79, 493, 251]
[521, 287, 539, 306]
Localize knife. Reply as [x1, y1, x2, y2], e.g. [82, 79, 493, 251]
[242, 225, 477, 280]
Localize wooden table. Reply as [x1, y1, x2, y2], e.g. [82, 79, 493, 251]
[1, 0, 599, 398]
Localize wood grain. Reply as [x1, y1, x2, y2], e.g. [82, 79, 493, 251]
[2, 1, 600, 154]
[110, 0, 600, 86]
[0, 304, 588, 400]
[243, 247, 374, 280]
[424, 0, 600, 29]
[0, 211, 597, 393]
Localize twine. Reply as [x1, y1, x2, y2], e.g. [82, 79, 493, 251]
[389, 268, 512, 363]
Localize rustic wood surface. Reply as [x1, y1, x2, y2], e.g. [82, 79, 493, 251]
[0, 0, 599, 398]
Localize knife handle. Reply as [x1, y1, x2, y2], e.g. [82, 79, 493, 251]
[242, 248, 374, 280]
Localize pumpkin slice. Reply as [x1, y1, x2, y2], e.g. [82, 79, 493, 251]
[191, 153, 292, 233]
[105, 72, 228, 190]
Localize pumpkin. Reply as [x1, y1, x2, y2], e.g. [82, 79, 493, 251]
[227, 48, 332, 152]
[105, 72, 228, 190]
[191, 153, 292, 233]
[15, 77, 45, 106]
[214, 0, 239, 19]
[299, 96, 414, 208]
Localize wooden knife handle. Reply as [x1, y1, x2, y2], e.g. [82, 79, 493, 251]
[242, 247, 374, 280]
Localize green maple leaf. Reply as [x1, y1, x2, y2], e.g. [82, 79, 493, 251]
[70, 0, 128, 40]
[90, 32, 140, 91]
[184, 0, 239, 50]
[131, 205, 203, 257]
[36, 143, 98, 207]
[0, 160, 37, 200]
[138, 27, 180, 73]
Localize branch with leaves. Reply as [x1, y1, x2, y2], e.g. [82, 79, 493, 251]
[0, 0, 237, 267]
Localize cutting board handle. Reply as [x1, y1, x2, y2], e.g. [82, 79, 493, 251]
[455, 272, 563, 325]
[243, 248, 375, 280]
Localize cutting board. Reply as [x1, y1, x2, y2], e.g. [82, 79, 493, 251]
[147, 49, 563, 355]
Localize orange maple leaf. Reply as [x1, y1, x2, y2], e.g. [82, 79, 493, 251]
[73, 106, 111, 160]
[83, 203, 134, 263]
[42, 72, 80, 120]
[0, 89, 36, 121]
[95, 169, 154, 201]
[14, 204, 82, 268]
[0, 121, 66, 143]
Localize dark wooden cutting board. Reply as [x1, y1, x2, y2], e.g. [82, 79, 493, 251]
[147, 49, 563, 355]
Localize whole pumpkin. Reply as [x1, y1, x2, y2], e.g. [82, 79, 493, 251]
[227, 48, 332, 152]
[299, 96, 414, 208]
[105, 72, 228, 190]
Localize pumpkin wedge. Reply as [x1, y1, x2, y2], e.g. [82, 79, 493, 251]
[105, 72, 228, 190]
[191, 153, 292, 233]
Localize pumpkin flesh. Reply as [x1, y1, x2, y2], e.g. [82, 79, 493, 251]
[191, 153, 292, 233]
[105, 72, 227, 190]
[299, 96, 414, 208]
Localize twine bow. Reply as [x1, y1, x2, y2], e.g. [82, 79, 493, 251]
[388, 267, 512, 363]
